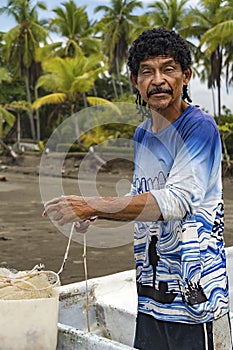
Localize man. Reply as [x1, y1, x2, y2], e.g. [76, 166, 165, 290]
[44, 28, 232, 349]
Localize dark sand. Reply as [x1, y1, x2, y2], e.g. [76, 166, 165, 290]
[0, 154, 232, 286]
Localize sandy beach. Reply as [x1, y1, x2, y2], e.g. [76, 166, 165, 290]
[0, 153, 232, 286]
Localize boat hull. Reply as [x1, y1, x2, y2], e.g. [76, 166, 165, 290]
[57, 247, 233, 349]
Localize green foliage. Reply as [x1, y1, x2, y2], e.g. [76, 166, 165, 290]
[86, 97, 122, 115]
[0, 106, 16, 137]
[34, 54, 104, 113]
[0, 67, 12, 84]
[79, 125, 114, 148]
[7, 100, 32, 112]
[94, 0, 143, 74]
[217, 105, 233, 125]
[0, 78, 26, 104]
[200, 0, 233, 51]
[79, 122, 136, 148]
[147, 0, 189, 30]
[50, 0, 101, 57]
[33, 93, 67, 110]
[0, 0, 233, 143]
[1, 0, 48, 71]
[217, 106, 233, 159]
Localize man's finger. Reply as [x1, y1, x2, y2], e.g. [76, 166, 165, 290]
[44, 197, 63, 207]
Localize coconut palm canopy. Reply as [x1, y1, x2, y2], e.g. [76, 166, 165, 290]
[0, 0, 232, 149]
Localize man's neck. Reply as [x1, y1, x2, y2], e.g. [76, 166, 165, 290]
[151, 101, 189, 133]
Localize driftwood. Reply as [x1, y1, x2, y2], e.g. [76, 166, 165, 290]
[0, 137, 18, 160]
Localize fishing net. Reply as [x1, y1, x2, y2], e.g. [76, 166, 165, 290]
[0, 264, 60, 300]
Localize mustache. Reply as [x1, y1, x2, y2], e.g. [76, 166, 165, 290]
[147, 88, 172, 98]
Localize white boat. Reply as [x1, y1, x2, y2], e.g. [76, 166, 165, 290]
[57, 246, 233, 350]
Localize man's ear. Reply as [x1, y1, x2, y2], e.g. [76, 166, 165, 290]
[183, 67, 192, 86]
[130, 73, 138, 88]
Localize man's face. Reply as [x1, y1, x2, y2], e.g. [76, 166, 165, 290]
[131, 56, 192, 115]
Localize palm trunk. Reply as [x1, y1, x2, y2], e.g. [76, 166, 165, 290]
[25, 70, 36, 140]
[222, 134, 231, 176]
[83, 93, 91, 130]
[93, 83, 97, 97]
[35, 87, 40, 142]
[72, 103, 80, 141]
[116, 57, 123, 97]
[217, 83, 221, 123]
[16, 111, 21, 150]
[0, 114, 2, 138]
[211, 86, 216, 117]
[127, 66, 134, 95]
[111, 76, 118, 99]
[216, 46, 222, 123]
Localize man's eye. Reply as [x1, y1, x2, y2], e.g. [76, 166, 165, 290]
[164, 67, 175, 72]
[142, 70, 152, 75]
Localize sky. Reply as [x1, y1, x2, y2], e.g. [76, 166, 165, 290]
[0, 0, 232, 114]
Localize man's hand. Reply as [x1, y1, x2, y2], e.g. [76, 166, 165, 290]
[74, 217, 97, 234]
[42, 195, 96, 226]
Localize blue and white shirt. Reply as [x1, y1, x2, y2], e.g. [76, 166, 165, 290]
[131, 105, 229, 324]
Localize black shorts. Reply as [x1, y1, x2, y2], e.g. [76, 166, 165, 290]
[134, 312, 232, 350]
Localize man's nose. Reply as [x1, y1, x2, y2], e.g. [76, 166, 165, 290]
[151, 71, 164, 84]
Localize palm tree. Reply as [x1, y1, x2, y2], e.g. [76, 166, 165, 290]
[199, 0, 233, 97]
[182, 0, 225, 120]
[49, 0, 101, 57]
[33, 50, 104, 116]
[0, 0, 48, 140]
[94, 0, 143, 97]
[147, 0, 189, 30]
[200, 0, 233, 50]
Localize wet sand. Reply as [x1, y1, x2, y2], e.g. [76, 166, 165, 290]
[0, 154, 232, 285]
[0, 155, 135, 285]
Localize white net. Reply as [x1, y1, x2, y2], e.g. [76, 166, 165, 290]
[0, 264, 60, 300]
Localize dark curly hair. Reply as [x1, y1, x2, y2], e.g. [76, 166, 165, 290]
[127, 27, 192, 117]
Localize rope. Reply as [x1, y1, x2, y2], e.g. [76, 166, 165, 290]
[57, 221, 91, 332]
[83, 233, 90, 332]
[0, 264, 60, 292]
[57, 223, 75, 275]
[0, 221, 91, 332]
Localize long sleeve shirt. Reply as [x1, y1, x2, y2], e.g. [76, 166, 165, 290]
[131, 105, 229, 323]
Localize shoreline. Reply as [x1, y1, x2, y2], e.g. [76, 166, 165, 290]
[0, 153, 232, 286]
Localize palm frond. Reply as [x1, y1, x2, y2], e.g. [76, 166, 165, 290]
[32, 93, 66, 110]
[201, 20, 233, 52]
[86, 97, 122, 115]
[0, 107, 15, 126]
